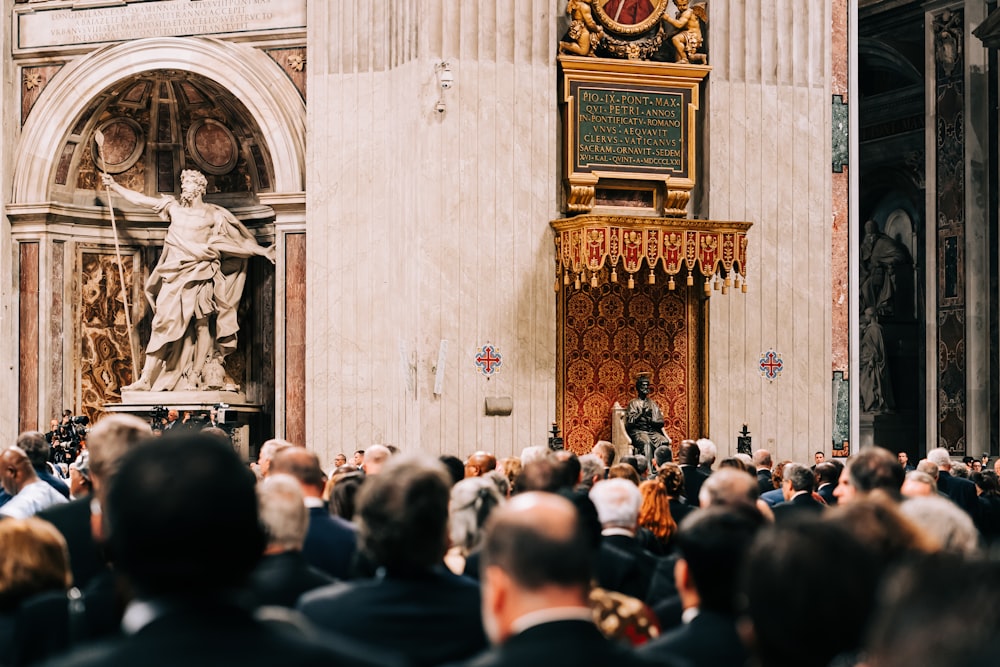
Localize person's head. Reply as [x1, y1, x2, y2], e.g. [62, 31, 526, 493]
[589, 478, 641, 531]
[591, 441, 616, 468]
[519, 446, 548, 466]
[362, 444, 391, 475]
[465, 451, 497, 478]
[270, 447, 325, 497]
[16, 431, 50, 471]
[449, 476, 505, 555]
[926, 447, 953, 472]
[951, 461, 970, 478]
[697, 438, 717, 469]
[740, 520, 880, 667]
[0, 518, 72, 612]
[516, 457, 564, 493]
[899, 496, 980, 556]
[719, 456, 755, 475]
[677, 440, 701, 466]
[356, 455, 451, 574]
[437, 455, 465, 486]
[675, 506, 764, 614]
[329, 471, 365, 521]
[87, 414, 153, 501]
[653, 444, 672, 468]
[498, 457, 523, 494]
[0, 446, 38, 496]
[637, 479, 676, 542]
[971, 470, 1000, 496]
[353, 449, 365, 466]
[752, 449, 772, 470]
[179, 169, 208, 203]
[553, 451, 582, 488]
[607, 462, 640, 485]
[814, 461, 842, 488]
[770, 459, 792, 491]
[106, 433, 266, 598]
[814, 451, 825, 465]
[166, 410, 179, 422]
[970, 460, 982, 473]
[577, 454, 603, 489]
[781, 463, 815, 500]
[836, 447, 904, 503]
[631, 454, 648, 478]
[69, 451, 92, 499]
[900, 471, 936, 498]
[256, 438, 295, 478]
[480, 492, 593, 644]
[699, 467, 759, 509]
[994, 458, 1000, 475]
[658, 462, 686, 498]
[825, 499, 937, 570]
[257, 474, 309, 554]
[916, 459, 939, 480]
[333, 453, 347, 468]
[634, 374, 651, 397]
[897, 451, 909, 467]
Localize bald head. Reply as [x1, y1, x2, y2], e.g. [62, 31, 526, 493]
[699, 467, 759, 509]
[363, 445, 391, 475]
[0, 446, 37, 495]
[465, 451, 498, 478]
[270, 447, 325, 496]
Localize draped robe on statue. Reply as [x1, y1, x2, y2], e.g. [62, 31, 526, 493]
[141, 196, 268, 391]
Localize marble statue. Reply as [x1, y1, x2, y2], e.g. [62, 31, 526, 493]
[860, 219, 911, 317]
[558, 0, 605, 57]
[662, 0, 707, 64]
[102, 170, 275, 392]
[625, 374, 671, 461]
[860, 308, 894, 413]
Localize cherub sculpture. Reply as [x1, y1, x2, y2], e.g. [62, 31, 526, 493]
[559, 0, 605, 57]
[662, 0, 708, 64]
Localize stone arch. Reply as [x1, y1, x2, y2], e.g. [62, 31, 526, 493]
[13, 37, 304, 203]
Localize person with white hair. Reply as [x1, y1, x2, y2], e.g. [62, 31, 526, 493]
[519, 445, 549, 466]
[362, 444, 392, 475]
[926, 447, 978, 516]
[589, 478, 656, 600]
[250, 474, 334, 607]
[900, 471, 936, 498]
[254, 438, 295, 479]
[696, 438, 717, 474]
[445, 476, 505, 576]
[899, 495, 980, 556]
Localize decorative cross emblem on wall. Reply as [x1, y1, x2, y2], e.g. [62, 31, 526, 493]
[475, 344, 502, 376]
[759, 349, 783, 380]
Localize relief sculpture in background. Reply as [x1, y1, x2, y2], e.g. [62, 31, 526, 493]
[102, 170, 275, 393]
[559, 0, 709, 63]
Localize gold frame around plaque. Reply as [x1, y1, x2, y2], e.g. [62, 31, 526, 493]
[559, 55, 709, 217]
[592, 0, 669, 37]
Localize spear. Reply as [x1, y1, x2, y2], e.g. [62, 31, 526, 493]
[95, 130, 139, 384]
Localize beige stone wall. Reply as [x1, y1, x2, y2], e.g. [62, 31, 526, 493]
[705, 2, 834, 461]
[305, 0, 560, 464]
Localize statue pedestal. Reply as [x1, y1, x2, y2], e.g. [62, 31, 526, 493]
[116, 389, 249, 406]
[859, 411, 918, 455]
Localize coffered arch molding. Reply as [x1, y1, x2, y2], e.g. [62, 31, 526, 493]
[12, 37, 305, 203]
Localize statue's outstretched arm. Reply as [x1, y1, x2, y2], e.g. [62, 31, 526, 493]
[101, 173, 164, 209]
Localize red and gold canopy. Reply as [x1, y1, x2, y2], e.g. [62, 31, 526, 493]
[551, 215, 751, 294]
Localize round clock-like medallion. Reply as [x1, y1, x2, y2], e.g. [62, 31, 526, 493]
[186, 119, 238, 175]
[92, 118, 145, 174]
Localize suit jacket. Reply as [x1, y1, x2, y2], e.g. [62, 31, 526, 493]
[669, 498, 696, 525]
[37, 497, 106, 590]
[458, 619, 674, 667]
[249, 551, 336, 608]
[298, 566, 487, 667]
[640, 609, 747, 667]
[597, 534, 659, 602]
[756, 469, 773, 495]
[42, 599, 391, 667]
[760, 488, 785, 507]
[302, 507, 357, 580]
[680, 466, 708, 506]
[938, 471, 979, 518]
[772, 492, 824, 523]
[816, 483, 837, 506]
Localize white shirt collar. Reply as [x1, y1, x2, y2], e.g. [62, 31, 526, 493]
[303, 496, 325, 509]
[510, 607, 594, 635]
[681, 606, 701, 624]
[601, 527, 635, 538]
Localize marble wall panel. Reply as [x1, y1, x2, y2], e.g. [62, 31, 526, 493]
[285, 234, 306, 447]
[19, 243, 38, 432]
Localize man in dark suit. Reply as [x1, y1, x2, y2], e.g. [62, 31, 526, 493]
[753, 449, 773, 496]
[772, 463, 824, 522]
[814, 461, 841, 506]
[458, 491, 672, 667]
[250, 474, 335, 608]
[45, 433, 386, 667]
[299, 455, 487, 667]
[640, 506, 764, 667]
[678, 441, 708, 504]
[897, 451, 916, 472]
[589, 478, 658, 601]
[270, 447, 357, 579]
[833, 446, 904, 504]
[927, 447, 978, 518]
[37, 414, 152, 591]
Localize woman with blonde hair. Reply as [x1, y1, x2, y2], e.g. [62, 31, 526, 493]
[637, 479, 677, 555]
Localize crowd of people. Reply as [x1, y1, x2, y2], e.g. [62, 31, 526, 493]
[0, 419, 998, 666]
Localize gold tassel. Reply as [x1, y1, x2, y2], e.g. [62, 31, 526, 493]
[721, 282, 728, 295]
[554, 280, 560, 292]
[564, 271, 570, 285]
[668, 276, 675, 290]
[628, 275, 635, 289]
[687, 273, 694, 286]
[713, 278, 721, 291]
[725, 275, 732, 287]
[611, 267, 618, 282]
[575, 274, 581, 290]
[648, 271, 655, 285]
[591, 273, 598, 288]
[704, 281, 711, 296]
[735, 276, 742, 289]
[742, 280, 748, 293]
